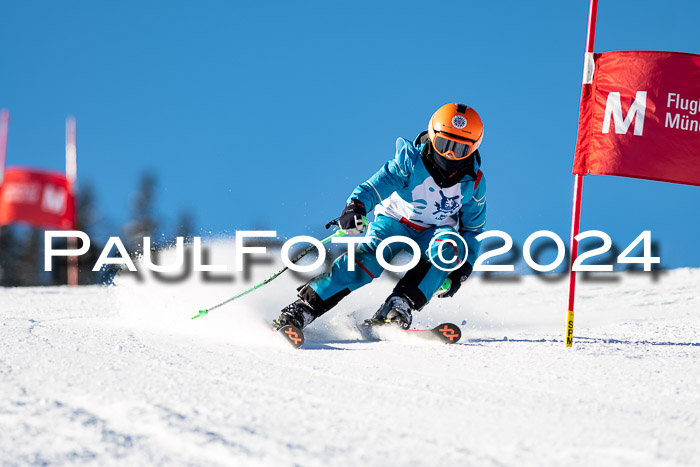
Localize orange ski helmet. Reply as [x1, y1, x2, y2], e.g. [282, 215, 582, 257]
[427, 103, 484, 160]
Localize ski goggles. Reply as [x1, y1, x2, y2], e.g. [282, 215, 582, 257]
[432, 132, 475, 160]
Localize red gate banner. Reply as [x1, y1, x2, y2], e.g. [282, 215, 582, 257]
[0, 168, 75, 229]
[573, 50, 700, 186]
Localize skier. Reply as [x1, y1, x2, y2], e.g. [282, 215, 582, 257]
[274, 103, 486, 331]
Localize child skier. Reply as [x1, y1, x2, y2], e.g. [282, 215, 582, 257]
[274, 103, 487, 330]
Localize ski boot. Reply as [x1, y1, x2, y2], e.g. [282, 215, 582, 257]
[273, 299, 316, 331]
[364, 294, 414, 330]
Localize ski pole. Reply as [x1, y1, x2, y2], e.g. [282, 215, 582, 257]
[192, 217, 368, 319]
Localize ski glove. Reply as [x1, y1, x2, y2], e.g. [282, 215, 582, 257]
[338, 200, 366, 235]
[438, 262, 473, 298]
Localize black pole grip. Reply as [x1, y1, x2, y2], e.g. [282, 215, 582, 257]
[325, 216, 340, 230]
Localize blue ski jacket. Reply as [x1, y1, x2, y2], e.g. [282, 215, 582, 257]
[348, 134, 486, 266]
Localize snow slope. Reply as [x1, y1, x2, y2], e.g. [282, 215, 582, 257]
[1, 241, 699, 466]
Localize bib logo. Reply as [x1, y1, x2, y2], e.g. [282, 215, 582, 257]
[602, 90, 647, 136]
[432, 190, 460, 221]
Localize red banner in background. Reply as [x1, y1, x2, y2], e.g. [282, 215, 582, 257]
[573, 51, 700, 186]
[0, 168, 75, 229]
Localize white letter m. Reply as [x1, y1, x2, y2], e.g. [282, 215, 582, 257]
[41, 185, 67, 215]
[602, 91, 647, 136]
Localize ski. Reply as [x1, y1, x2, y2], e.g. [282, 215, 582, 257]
[359, 322, 462, 344]
[406, 323, 462, 343]
[276, 324, 305, 349]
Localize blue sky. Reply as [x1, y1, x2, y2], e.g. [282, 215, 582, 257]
[1, 0, 699, 270]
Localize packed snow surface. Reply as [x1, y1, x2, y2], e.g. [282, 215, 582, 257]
[1, 241, 699, 466]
